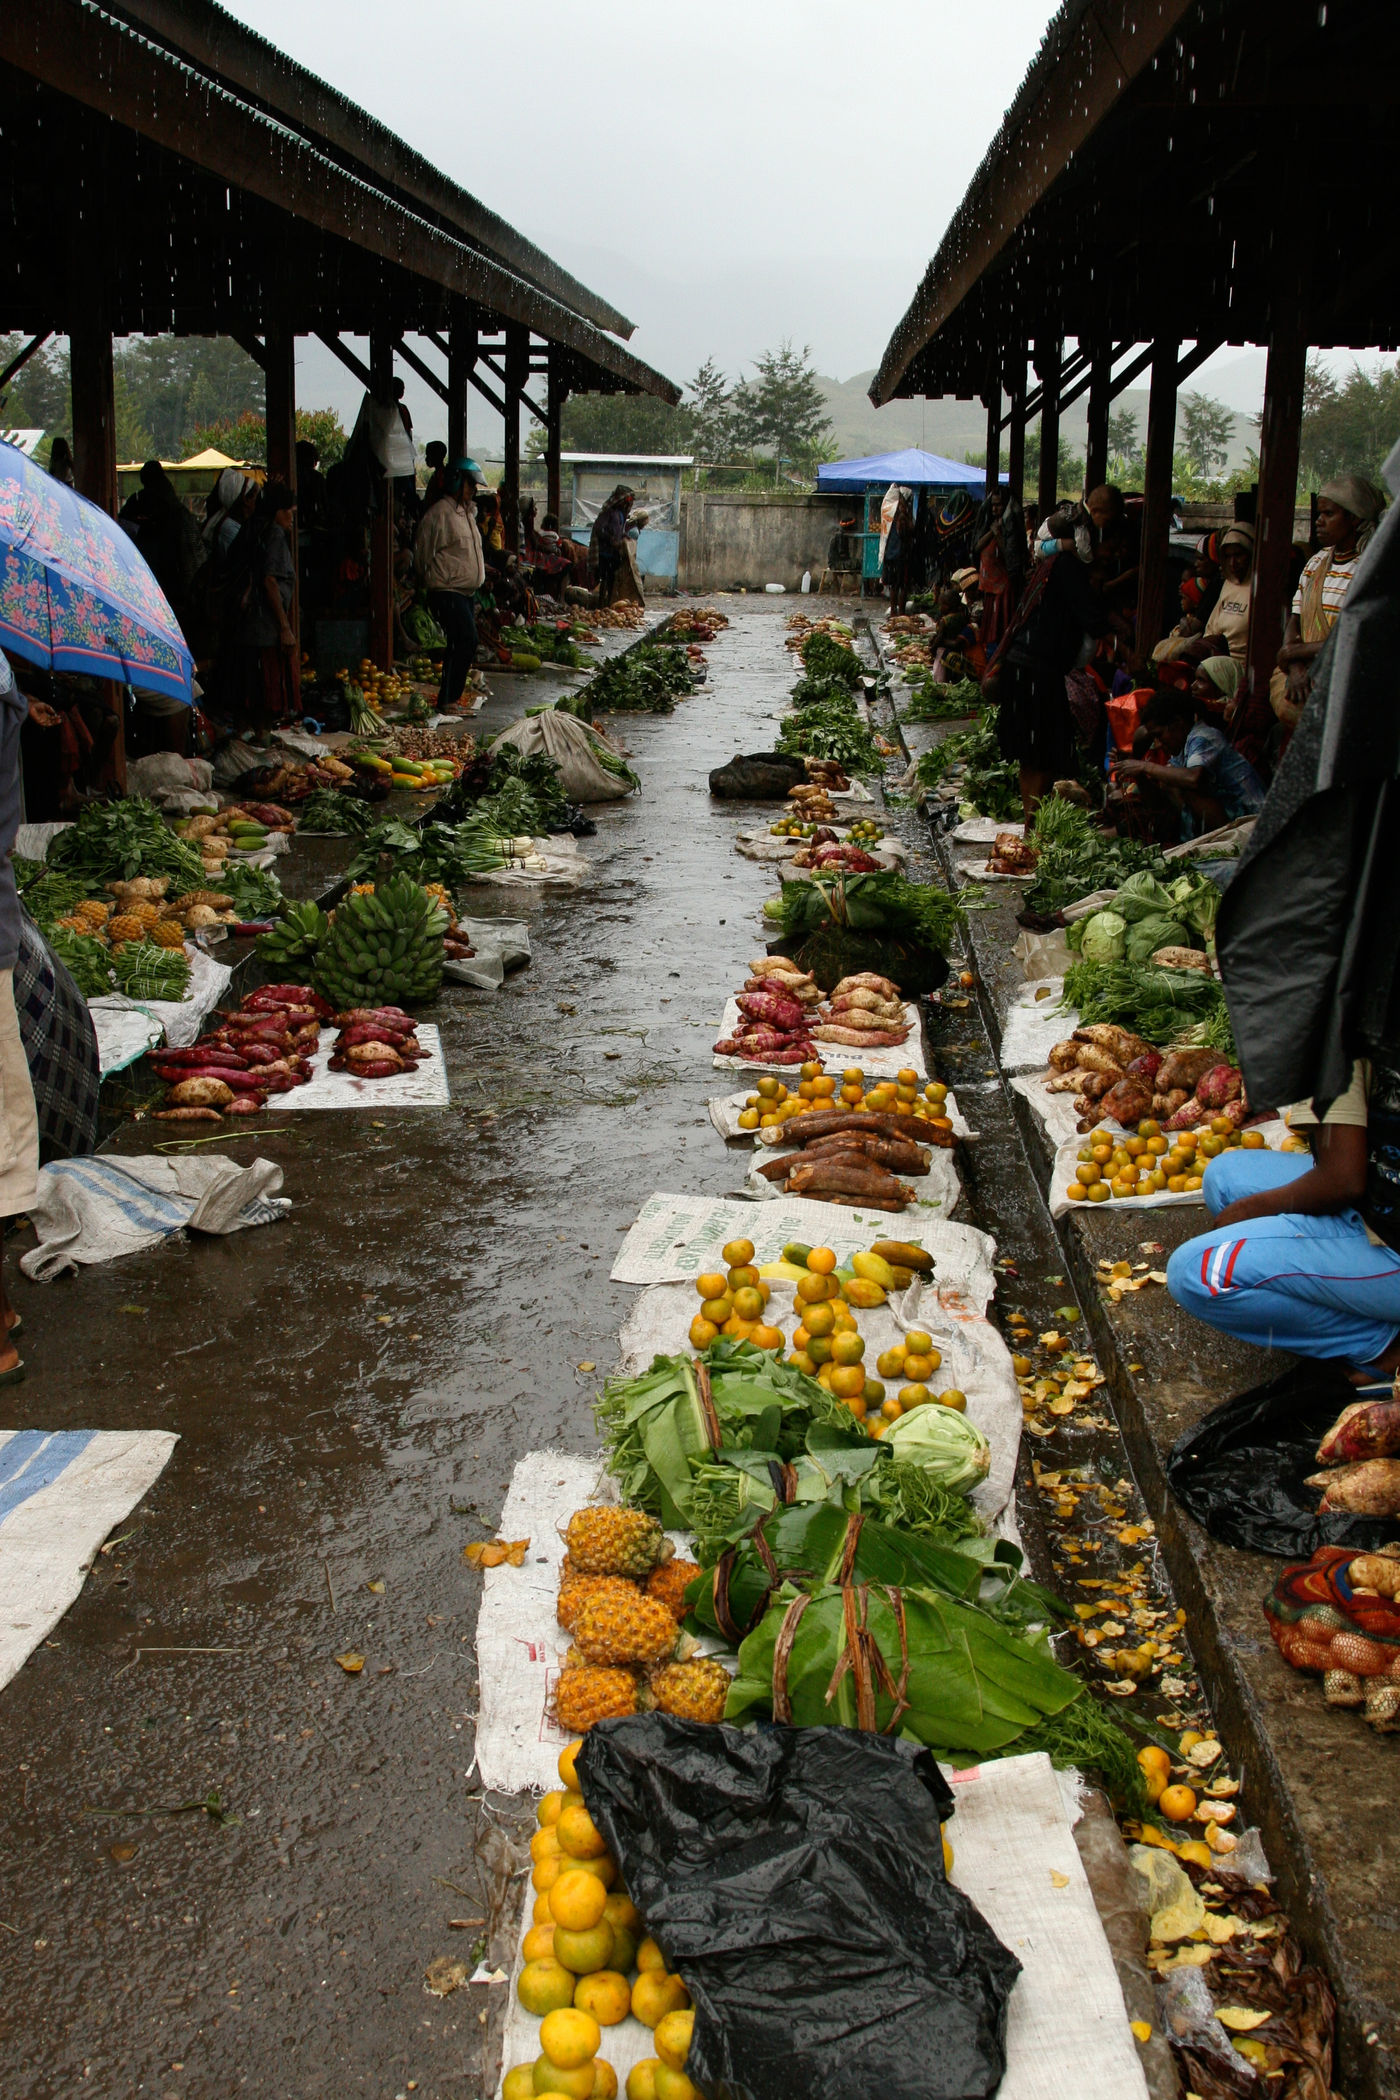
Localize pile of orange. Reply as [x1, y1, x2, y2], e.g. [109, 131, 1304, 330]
[689, 1239, 784, 1352]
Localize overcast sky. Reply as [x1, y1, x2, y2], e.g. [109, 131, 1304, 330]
[222, 0, 1065, 386]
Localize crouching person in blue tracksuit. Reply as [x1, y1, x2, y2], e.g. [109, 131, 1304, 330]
[1167, 1059, 1400, 1379]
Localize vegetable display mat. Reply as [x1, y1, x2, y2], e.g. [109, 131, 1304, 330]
[0, 1429, 178, 1689]
[707, 1085, 973, 1141]
[951, 816, 1025, 845]
[275, 1023, 450, 1110]
[493, 1745, 1146, 2100]
[998, 979, 1078, 1074]
[712, 999, 927, 1080]
[742, 1142, 961, 1219]
[1009, 1073, 1293, 1217]
[957, 858, 1036, 885]
[612, 1193, 998, 1302]
[615, 1273, 1022, 1529]
[473, 1450, 708, 1797]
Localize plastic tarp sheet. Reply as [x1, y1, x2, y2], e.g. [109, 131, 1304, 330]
[612, 1192, 998, 1297]
[713, 999, 926, 1079]
[818, 448, 1007, 495]
[998, 981, 1076, 1074]
[442, 917, 530, 991]
[19, 1154, 289, 1280]
[275, 1023, 449, 1110]
[0, 1428, 179, 1689]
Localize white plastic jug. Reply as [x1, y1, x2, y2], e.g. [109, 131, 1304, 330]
[801, 570, 812, 594]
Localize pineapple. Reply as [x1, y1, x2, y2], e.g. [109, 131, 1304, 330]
[552, 1663, 640, 1734]
[564, 1506, 671, 1578]
[130, 902, 160, 929]
[573, 1588, 677, 1669]
[149, 920, 187, 951]
[649, 1657, 731, 1725]
[646, 1559, 701, 1622]
[558, 1573, 640, 1635]
[107, 913, 144, 945]
[77, 900, 110, 924]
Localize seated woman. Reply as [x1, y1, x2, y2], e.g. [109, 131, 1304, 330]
[1273, 475, 1386, 727]
[1114, 683, 1265, 837]
[1168, 1058, 1400, 1383]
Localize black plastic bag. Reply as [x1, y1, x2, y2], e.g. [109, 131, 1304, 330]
[577, 1715, 1020, 2100]
[708, 753, 808, 801]
[1165, 1359, 1398, 1557]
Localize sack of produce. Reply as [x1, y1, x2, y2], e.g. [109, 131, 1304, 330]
[708, 752, 808, 801]
[578, 1715, 1021, 2100]
[490, 708, 637, 803]
[312, 874, 448, 1008]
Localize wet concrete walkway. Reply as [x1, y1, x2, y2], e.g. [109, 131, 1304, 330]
[0, 604, 827, 2100]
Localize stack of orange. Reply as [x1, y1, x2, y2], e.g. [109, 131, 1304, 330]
[688, 1239, 784, 1352]
[786, 1249, 886, 1421]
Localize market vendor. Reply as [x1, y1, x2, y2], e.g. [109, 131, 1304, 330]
[1272, 476, 1386, 726]
[986, 538, 1113, 823]
[413, 458, 485, 710]
[1168, 1057, 1400, 1380]
[591, 485, 634, 605]
[1115, 686, 1264, 837]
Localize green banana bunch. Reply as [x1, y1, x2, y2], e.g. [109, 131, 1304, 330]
[257, 899, 330, 967]
[312, 873, 448, 1007]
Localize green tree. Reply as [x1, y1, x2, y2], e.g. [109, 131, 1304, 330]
[1297, 356, 1400, 489]
[1179, 392, 1235, 478]
[188, 407, 348, 466]
[1106, 407, 1140, 472]
[118, 338, 263, 459]
[1022, 428, 1084, 501]
[0, 335, 71, 437]
[741, 341, 832, 469]
[687, 357, 733, 465]
[526, 390, 694, 461]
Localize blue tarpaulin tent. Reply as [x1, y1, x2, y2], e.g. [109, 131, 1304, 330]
[816, 447, 1005, 495]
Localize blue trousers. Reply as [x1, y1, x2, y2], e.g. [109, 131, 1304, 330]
[1167, 1151, 1400, 1371]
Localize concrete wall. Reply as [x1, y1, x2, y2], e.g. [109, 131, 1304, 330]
[677, 491, 849, 593]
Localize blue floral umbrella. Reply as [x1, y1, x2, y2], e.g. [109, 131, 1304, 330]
[0, 442, 193, 704]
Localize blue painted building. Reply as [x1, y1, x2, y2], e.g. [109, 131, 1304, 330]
[564, 454, 692, 594]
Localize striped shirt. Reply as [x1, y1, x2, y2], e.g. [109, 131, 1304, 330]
[1292, 548, 1358, 622]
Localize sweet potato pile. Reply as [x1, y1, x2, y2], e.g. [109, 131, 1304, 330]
[1045, 1027, 1248, 1135]
[149, 984, 329, 1120]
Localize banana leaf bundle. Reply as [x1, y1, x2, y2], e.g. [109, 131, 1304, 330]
[685, 1432, 985, 1563]
[725, 1577, 1085, 1761]
[687, 1499, 1056, 1647]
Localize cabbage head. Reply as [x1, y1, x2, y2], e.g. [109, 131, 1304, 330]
[1124, 914, 1190, 964]
[1080, 909, 1127, 963]
[881, 1404, 990, 1493]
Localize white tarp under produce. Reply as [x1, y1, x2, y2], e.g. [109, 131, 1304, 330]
[0, 1429, 179, 1689]
[276, 1023, 450, 1110]
[998, 979, 1078, 1074]
[713, 998, 927, 1079]
[611, 1193, 997, 1301]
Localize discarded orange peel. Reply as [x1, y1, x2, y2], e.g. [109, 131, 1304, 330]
[464, 1537, 530, 1568]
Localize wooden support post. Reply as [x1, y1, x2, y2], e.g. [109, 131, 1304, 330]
[1247, 328, 1308, 727]
[448, 315, 475, 462]
[502, 323, 528, 551]
[546, 350, 567, 523]
[1136, 337, 1179, 656]
[69, 322, 116, 515]
[1034, 338, 1062, 517]
[1005, 356, 1027, 509]
[982, 378, 1001, 501]
[369, 328, 394, 672]
[264, 321, 300, 707]
[1084, 342, 1111, 493]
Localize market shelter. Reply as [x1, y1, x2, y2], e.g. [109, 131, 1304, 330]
[870, 0, 1400, 718]
[0, 0, 679, 669]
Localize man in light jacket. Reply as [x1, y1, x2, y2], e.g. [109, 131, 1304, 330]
[414, 459, 485, 709]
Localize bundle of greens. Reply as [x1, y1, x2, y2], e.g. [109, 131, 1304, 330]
[438, 745, 586, 832]
[403, 598, 446, 649]
[790, 670, 861, 710]
[218, 859, 284, 919]
[111, 939, 191, 1001]
[14, 857, 89, 933]
[1060, 957, 1229, 1043]
[581, 641, 694, 713]
[596, 1340, 867, 1530]
[799, 628, 861, 687]
[684, 1443, 984, 1563]
[686, 1499, 1053, 1642]
[46, 925, 118, 997]
[297, 789, 378, 837]
[46, 800, 206, 893]
[915, 709, 1020, 820]
[348, 813, 535, 885]
[775, 696, 884, 773]
[778, 870, 965, 965]
[498, 623, 590, 668]
[1065, 869, 1222, 966]
[902, 672, 982, 722]
[1022, 801, 1168, 915]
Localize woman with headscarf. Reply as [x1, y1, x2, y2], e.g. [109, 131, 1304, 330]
[985, 536, 1113, 823]
[881, 487, 915, 615]
[1273, 475, 1386, 725]
[973, 488, 1025, 656]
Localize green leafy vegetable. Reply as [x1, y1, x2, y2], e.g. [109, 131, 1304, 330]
[578, 641, 694, 714]
[111, 939, 191, 1001]
[1022, 802, 1169, 914]
[297, 789, 377, 837]
[1060, 959, 1228, 1044]
[915, 709, 1020, 820]
[777, 871, 965, 957]
[46, 800, 206, 893]
[776, 695, 884, 772]
[902, 673, 982, 722]
[799, 628, 861, 686]
[46, 925, 116, 997]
